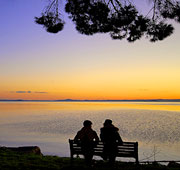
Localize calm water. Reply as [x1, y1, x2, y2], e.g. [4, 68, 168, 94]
[0, 102, 180, 162]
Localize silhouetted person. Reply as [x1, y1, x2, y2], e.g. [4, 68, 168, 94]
[74, 120, 99, 166]
[100, 119, 123, 165]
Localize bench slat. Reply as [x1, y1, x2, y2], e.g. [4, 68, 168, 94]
[69, 139, 139, 164]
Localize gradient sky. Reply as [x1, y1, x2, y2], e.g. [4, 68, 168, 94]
[0, 0, 180, 100]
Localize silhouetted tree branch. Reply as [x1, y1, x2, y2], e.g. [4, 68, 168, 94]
[35, 0, 180, 42]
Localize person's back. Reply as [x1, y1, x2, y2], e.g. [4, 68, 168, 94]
[74, 120, 99, 166]
[100, 119, 123, 164]
[75, 126, 98, 143]
[100, 125, 121, 144]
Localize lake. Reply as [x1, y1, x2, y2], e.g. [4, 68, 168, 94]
[0, 102, 180, 162]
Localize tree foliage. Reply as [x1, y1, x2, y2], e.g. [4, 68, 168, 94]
[35, 0, 180, 42]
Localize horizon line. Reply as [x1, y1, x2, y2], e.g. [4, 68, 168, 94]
[0, 99, 180, 102]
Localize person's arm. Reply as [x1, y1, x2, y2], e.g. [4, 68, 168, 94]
[116, 132, 123, 144]
[94, 131, 99, 141]
[100, 128, 105, 142]
[74, 131, 80, 141]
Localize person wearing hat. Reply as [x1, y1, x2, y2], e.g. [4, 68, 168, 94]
[100, 119, 123, 165]
[74, 120, 99, 166]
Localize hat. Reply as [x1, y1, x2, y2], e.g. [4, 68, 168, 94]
[83, 120, 92, 127]
[104, 119, 112, 126]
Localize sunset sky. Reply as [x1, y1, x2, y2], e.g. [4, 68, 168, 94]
[0, 0, 180, 100]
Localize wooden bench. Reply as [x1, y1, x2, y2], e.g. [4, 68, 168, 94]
[69, 139, 139, 164]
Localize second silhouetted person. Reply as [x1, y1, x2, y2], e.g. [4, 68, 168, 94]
[100, 119, 123, 164]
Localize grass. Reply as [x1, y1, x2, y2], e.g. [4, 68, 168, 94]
[0, 148, 180, 170]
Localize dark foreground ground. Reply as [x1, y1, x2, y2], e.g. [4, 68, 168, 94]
[0, 148, 180, 170]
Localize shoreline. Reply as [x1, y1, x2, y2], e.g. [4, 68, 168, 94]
[1, 146, 180, 165]
[1, 147, 180, 170]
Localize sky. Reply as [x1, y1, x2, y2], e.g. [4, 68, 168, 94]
[0, 0, 180, 100]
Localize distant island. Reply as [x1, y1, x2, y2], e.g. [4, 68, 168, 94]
[0, 99, 180, 102]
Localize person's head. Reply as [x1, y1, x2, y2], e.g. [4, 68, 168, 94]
[83, 120, 92, 127]
[103, 119, 112, 127]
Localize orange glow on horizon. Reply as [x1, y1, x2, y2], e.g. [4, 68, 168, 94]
[0, 90, 180, 100]
[0, 102, 180, 113]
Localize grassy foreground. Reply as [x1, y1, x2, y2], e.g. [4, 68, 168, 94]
[0, 149, 180, 170]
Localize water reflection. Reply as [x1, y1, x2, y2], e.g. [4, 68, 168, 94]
[0, 102, 180, 161]
[1, 102, 180, 112]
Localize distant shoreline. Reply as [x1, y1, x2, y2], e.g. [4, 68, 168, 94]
[0, 99, 180, 102]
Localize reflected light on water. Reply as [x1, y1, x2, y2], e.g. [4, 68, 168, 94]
[0, 102, 180, 161]
[0, 102, 180, 112]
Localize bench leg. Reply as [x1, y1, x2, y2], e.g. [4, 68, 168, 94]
[70, 153, 73, 165]
[136, 157, 139, 165]
[135, 142, 139, 165]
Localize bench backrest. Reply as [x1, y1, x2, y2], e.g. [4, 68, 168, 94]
[69, 139, 138, 162]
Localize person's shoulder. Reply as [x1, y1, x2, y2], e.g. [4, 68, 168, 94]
[113, 127, 119, 131]
[75, 130, 81, 136]
[77, 127, 84, 134]
[77, 130, 81, 133]
[92, 129, 97, 133]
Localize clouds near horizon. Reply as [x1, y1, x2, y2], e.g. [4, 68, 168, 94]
[10, 91, 48, 94]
